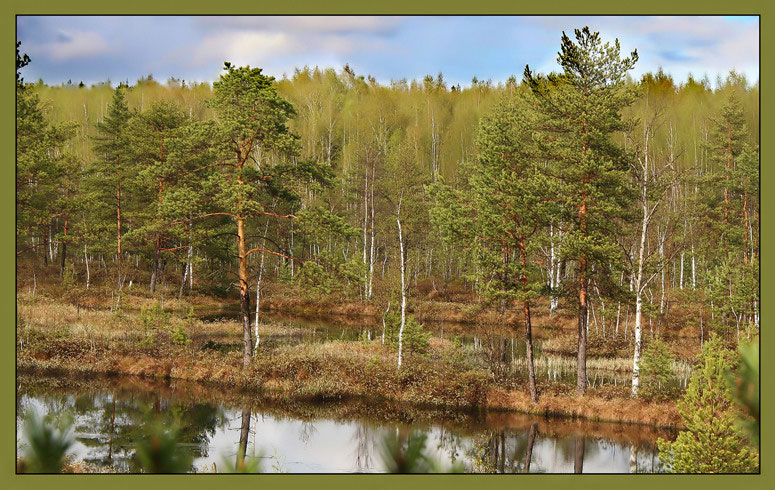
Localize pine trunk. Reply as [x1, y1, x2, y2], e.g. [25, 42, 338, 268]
[519, 238, 537, 403]
[237, 216, 252, 370]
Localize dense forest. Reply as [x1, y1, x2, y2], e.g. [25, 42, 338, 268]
[17, 28, 759, 392]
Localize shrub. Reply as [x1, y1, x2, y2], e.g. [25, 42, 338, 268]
[62, 261, 77, 288]
[639, 337, 677, 401]
[441, 337, 466, 367]
[169, 323, 190, 347]
[138, 302, 189, 347]
[657, 336, 759, 473]
[383, 311, 430, 356]
[139, 302, 171, 329]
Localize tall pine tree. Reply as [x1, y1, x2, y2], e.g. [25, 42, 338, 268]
[90, 85, 133, 293]
[524, 27, 638, 394]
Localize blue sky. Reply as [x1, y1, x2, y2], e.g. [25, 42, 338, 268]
[16, 16, 759, 88]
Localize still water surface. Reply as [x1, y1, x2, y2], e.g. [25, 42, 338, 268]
[17, 373, 671, 473]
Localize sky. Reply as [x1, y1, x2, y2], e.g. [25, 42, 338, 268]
[16, 16, 759, 88]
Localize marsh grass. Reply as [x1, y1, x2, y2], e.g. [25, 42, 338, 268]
[18, 294, 684, 425]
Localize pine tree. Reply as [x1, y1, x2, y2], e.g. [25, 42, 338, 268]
[524, 27, 638, 394]
[89, 85, 133, 294]
[205, 63, 331, 368]
[430, 94, 554, 402]
[16, 45, 79, 273]
[658, 336, 759, 473]
[126, 99, 188, 293]
[700, 94, 757, 340]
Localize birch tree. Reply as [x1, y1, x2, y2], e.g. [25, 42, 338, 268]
[625, 95, 678, 397]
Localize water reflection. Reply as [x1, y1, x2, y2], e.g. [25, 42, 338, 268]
[18, 373, 670, 473]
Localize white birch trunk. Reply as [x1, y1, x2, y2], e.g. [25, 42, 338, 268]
[549, 223, 559, 314]
[84, 242, 90, 290]
[253, 218, 271, 354]
[396, 195, 406, 369]
[290, 220, 294, 278]
[368, 163, 376, 299]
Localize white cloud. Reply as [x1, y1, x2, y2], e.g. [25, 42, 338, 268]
[185, 23, 390, 73]
[28, 29, 110, 62]
[196, 16, 402, 35]
[191, 30, 300, 68]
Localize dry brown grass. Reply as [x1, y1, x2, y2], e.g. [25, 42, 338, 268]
[17, 293, 686, 427]
[487, 387, 682, 428]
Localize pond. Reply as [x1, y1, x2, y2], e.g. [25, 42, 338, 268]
[17, 372, 674, 473]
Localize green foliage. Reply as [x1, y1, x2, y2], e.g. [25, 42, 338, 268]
[19, 410, 74, 473]
[219, 453, 262, 473]
[639, 337, 677, 401]
[295, 251, 365, 297]
[383, 311, 430, 356]
[657, 336, 758, 473]
[169, 323, 191, 347]
[133, 421, 193, 473]
[726, 340, 759, 447]
[379, 430, 463, 473]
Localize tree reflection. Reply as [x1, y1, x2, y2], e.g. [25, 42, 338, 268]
[574, 436, 585, 474]
[24, 387, 226, 472]
[524, 423, 536, 473]
[236, 409, 251, 471]
[353, 422, 373, 471]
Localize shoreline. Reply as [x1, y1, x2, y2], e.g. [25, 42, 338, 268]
[16, 291, 684, 429]
[17, 345, 682, 429]
[18, 368, 680, 442]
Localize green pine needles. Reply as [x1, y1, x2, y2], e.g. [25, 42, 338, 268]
[638, 338, 677, 401]
[657, 336, 758, 473]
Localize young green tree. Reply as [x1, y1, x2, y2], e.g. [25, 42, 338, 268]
[430, 94, 552, 402]
[638, 337, 676, 401]
[657, 336, 758, 473]
[524, 27, 638, 394]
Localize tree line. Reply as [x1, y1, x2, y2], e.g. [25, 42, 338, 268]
[16, 28, 759, 399]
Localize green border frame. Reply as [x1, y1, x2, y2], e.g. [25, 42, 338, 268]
[2, 1, 768, 489]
